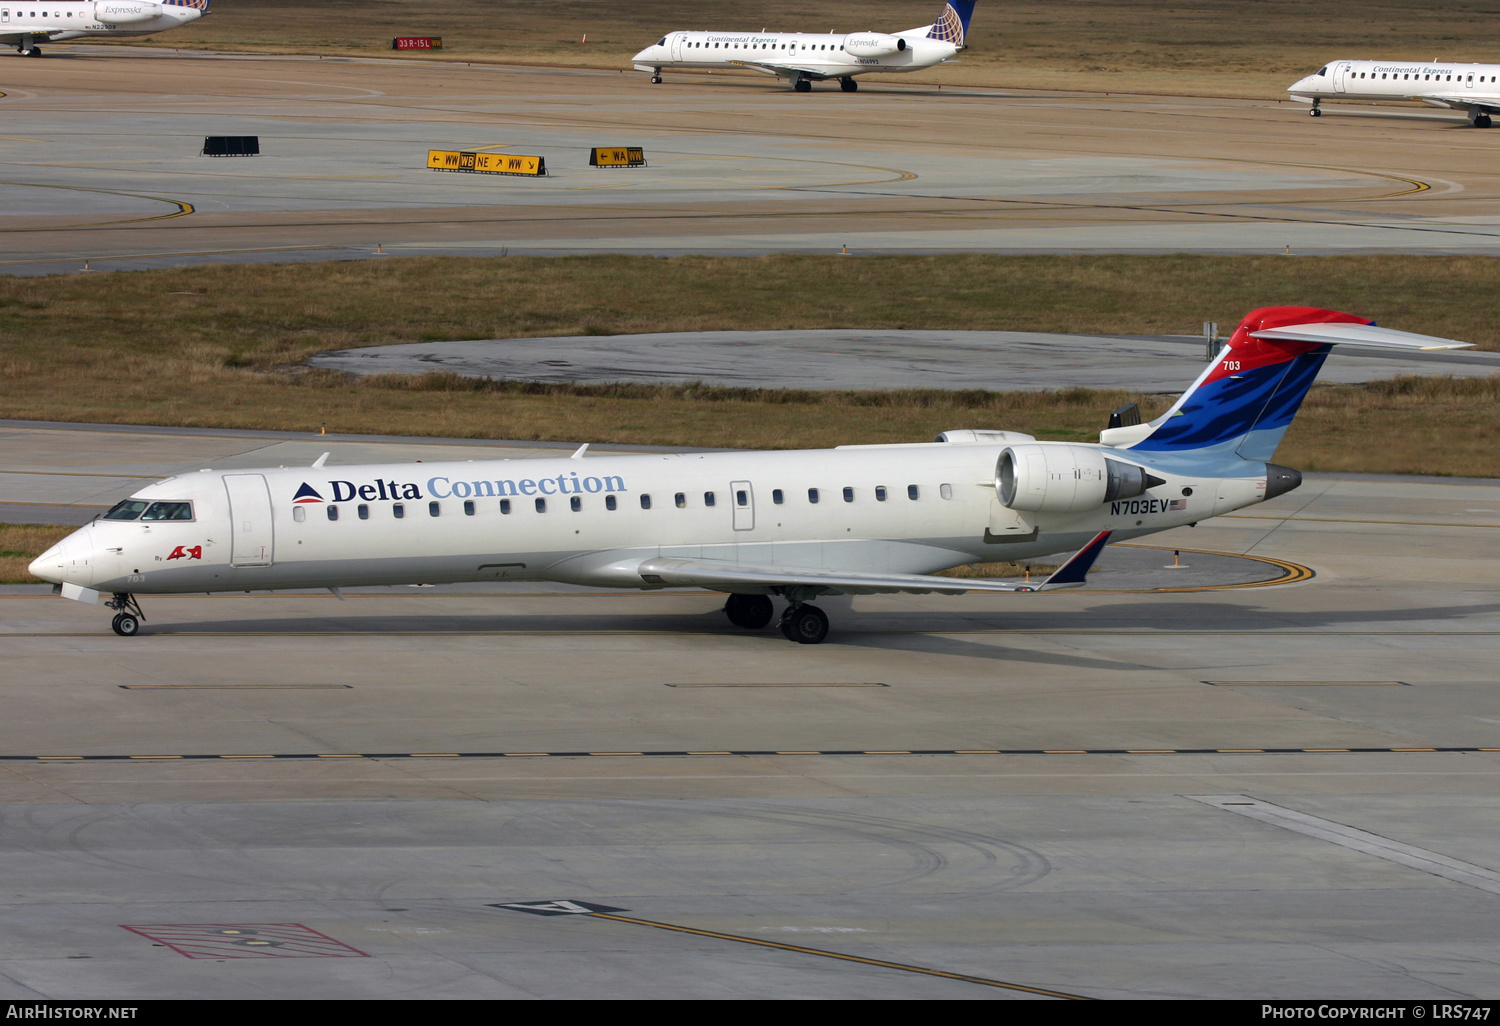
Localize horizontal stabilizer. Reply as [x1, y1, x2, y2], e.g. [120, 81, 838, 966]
[1250, 322, 1473, 351]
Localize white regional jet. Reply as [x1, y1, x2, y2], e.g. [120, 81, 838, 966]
[2, 0, 207, 57]
[31, 306, 1473, 643]
[631, 0, 976, 92]
[1288, 60, 1500, 127]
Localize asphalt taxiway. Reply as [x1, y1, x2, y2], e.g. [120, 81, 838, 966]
[1, 421, 1498, 998]
[4, 47, 1500, 274]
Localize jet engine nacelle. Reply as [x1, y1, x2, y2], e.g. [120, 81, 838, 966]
[843, 33, 907, 57]
[94, 1, 162, 24]
[997, 444, 1162, 514]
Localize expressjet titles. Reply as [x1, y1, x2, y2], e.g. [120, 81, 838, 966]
[318, 474, 629, 503]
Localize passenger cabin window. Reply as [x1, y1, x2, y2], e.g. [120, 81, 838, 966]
[570, 496, 582, 512]
[606, 495, 617, 511]
[842, 487, 854, 503]
[940, 483, 954, 500]
[736, 490, 748, 507]
[875, 486, 887, 501]
[535, 498, 547, 513]
[808, 488, 820, 504]
[908, 485, 919, 500]
[704, 491, 716, 507]
[675, 492, 686, 508]
[640, 494, 652, 510]
[327, 505, 339, 521]
[293, 506, 306, 523]
[358, 504, 369, 520]
[393, 503, 405, 519]
[140, 501, 193, 521]
[772, 489, 784, 504]
[103, 500, 150, 521]
[429, 501, 441, 517]
[500, 499, 512, 515]
[464, 500, 475, 516]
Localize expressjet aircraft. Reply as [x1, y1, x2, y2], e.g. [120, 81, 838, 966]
[1288, 60, 1500, 127]
[631, 0, 975, 92]
[31, 306, 1472, 644]
[1, 0, 207, 57]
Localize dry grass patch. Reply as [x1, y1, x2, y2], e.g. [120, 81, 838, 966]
[0, 524, 72, 584]
[110, 1, 1500, 99]
[1, 254, 1496, 474]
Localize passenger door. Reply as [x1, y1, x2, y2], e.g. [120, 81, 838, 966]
[224, 474, 275, 566]
[671, 32, 683, 61]
[1334, 62, 1351, 92]
[731, 480, 754, 531]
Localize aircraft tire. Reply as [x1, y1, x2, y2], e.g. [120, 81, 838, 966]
[794, 79, 812, 93]
[724, 594, 774, 629]
[111, 612, 140, 637]
[1309, 108, 1321, 117]
[651, 75, 662, 84]
[1476, 114, 1493, 129]
[840, 78, 857, 93]
[785, 604, 829, 645]
[28, 47, 43, 57]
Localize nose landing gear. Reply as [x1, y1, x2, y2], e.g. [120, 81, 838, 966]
[106, 593, 145, 636]
[1309, 98, 1322, 117]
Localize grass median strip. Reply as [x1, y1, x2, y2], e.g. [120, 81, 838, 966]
[2, 254, 1497, 475]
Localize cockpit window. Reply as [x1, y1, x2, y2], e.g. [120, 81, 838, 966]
[657, 37, 666, 45]
[1317, 66, 1328, 76]
[103, 500, 149, 521]
[139, 501, 194, 521]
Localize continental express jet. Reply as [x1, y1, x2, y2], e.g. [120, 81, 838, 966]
[2, 0, 207, 57]
[1288, 60, 1500, 127]
[631, 0, 975, 92]
[31, 307, 1472, 644]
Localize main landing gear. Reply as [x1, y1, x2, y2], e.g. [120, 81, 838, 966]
[106, 593, 145, 637]
[1474, 112, 1493, 129]
[722, 593, 830, 644]
[839, 77, 858, 93]
[794, 78, 812, 93]
[1309, 98, 1322, 117]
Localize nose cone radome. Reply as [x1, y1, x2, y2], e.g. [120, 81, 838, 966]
[633, 46, 656, 62]
[1288, 75, 1317, 96]
[29, 544, 65, 585]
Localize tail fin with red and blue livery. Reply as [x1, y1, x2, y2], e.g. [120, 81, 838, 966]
[1111, 306, 1471, 462]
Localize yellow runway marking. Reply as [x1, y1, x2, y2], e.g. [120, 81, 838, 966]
[0, 180, 193, 228]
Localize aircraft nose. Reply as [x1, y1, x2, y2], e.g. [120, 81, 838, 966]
[29, 539, 68, 585]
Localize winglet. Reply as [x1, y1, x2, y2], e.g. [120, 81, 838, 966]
[1036, 531, 1112, 590]
[312, 452, 331, 468]
[571, 443, 590, 460]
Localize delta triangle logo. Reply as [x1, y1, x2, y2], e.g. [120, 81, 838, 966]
[293, 482, 324, 504]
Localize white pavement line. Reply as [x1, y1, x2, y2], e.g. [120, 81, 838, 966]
[1186, 794, 1500, 896]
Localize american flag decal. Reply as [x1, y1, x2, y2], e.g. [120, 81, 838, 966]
[1169, 499, 1188, 511]
[927, 3, 966, 46]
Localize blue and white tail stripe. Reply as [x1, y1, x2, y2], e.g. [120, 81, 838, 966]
[927, 1, 976, 47]
[163, 0, 210, 9]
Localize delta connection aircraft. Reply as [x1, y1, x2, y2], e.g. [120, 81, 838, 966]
[631, 0, 975, 92]
[1288, 59, 1500, 127]
[31, 306, 1473, 644]
[1, 0, 207, 57]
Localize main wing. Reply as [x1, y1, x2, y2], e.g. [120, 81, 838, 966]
[1419, 94, 1500, 114]
[730, 58, 844, 81]
[635, 531, 1112, 595]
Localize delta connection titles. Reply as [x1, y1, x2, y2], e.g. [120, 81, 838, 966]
[297, 472, 629, 505]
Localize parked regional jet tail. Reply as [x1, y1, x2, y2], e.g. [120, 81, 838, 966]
[1101, 306, 1473, 461]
